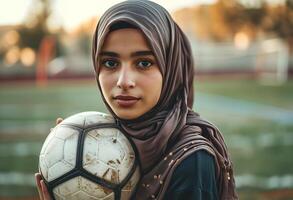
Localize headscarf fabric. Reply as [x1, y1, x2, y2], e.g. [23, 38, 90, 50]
[92, 1, 238, 199]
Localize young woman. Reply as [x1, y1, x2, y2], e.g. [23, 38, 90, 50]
[36, 1, 238, 199]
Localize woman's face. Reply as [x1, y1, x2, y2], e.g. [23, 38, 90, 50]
[98, 28, 163, 120]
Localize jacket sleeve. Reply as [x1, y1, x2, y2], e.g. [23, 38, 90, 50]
[163, 150, 218, 200]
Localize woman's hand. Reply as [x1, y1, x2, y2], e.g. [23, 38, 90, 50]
[35, 173, 51, 200]
[35, 117, 63, 199]
[55, 117, 63, 125]
[51, 118, 63, 131]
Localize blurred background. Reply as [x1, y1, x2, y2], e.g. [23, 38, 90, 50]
[0, 0, 292, 199]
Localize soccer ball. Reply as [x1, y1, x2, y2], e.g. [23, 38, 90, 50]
[39, 111, 140, 200]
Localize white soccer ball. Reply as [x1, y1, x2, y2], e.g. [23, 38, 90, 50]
[39, 111, 140, 200]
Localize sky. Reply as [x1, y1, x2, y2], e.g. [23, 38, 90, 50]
[0, 0, 216, 31]
[0, 0, 286, 31]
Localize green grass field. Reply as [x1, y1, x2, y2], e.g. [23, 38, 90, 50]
[0, 78, 292, 199]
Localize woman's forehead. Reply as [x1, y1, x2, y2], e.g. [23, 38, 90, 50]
[101, 28, 153, 53]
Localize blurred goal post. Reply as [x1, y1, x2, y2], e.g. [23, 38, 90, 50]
[255, 38, 289, 85]
[191, 37, 290, 85]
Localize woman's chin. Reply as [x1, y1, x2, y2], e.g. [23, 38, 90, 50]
[115, 112, 141, 120]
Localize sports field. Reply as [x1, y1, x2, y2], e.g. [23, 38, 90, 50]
[0, 78, 292, 200]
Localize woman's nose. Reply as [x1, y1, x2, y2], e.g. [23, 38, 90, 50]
[116, 66, 135, 89]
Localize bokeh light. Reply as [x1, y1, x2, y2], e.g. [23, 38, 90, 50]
[4, 46, 20, 66]
[3, 30, 20, 46]
[20, 47, 36, 67]
[234, 32, 250, 50]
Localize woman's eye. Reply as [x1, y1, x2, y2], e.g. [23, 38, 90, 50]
[102, 60, 118, 68]
[137, 60, 152, 69]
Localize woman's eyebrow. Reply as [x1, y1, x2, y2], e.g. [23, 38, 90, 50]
[131, 51, 153, 57]
[99, 51, 118, 57]
[99, 51, 154, 58]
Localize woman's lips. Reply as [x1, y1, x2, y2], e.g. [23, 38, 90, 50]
[113, 95, 140, 108]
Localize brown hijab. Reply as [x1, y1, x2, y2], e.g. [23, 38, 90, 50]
[92, 1, 238, 199]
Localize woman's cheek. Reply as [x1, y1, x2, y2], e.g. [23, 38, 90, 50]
[99, 73, 112, 98]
